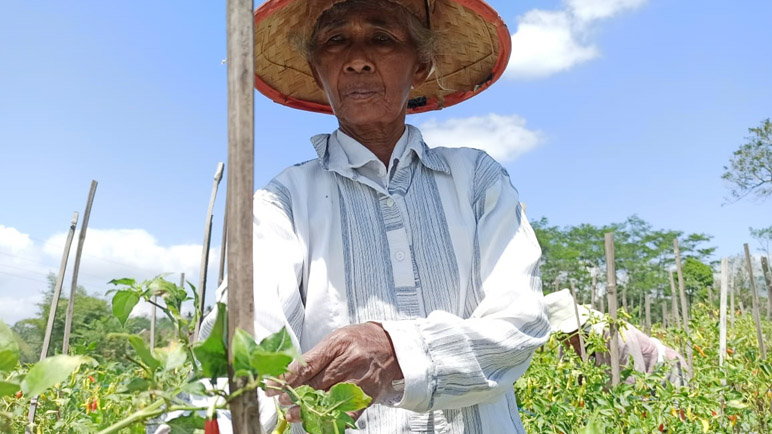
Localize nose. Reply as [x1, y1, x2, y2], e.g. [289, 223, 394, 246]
[343, 43, 374, 73]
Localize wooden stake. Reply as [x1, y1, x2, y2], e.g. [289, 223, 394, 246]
[570, 281, 587, 362]
[674, 238, 693, 373]
[195, 162, 225, 339]
[219, 190, 228, 286]
[26, 212, 79, 433]
[645, 294, 651, 335]
[729, 266, 735, 332]
[662, 302, 667, 328]
[669, 271, 681, 327]
[743, 243, 766, 359]
[62, 180, 98, 355]
[605, 232, 621, 386]
[591, 274, 597, 310]
[226, 0, 260, 430]
[720, 258, 728, 367]
[761, 256, 772, 320]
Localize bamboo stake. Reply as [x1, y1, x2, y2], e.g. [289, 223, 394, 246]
[195, 162, 225, 339]
[669, 271, 681, 327]
[674, 238, 693, 374]
[62, 180, 98, 355]
[605, 232, 621, 386]
[729, 267, 735, 332]
[720, 258, 728, 367]
[599, 292, 605, 314]
[662, 302, 667, 328]
[219, 191, 228, 286]
[591, 274, 597, 310]
[645, 294, 651, 335]
[761, 256, 772, 320]
[26, 212, 79, 433]
[227, 0, 260, 430]
[569, 281, 587, 362]
[743, 243, 766, 359]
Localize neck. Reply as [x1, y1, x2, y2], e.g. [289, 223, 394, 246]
[339, 120, 406, 167]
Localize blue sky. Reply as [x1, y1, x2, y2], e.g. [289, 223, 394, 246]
[1, 0, 771, 324]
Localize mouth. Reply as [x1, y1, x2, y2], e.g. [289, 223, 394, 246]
[341, 85, 381, 100]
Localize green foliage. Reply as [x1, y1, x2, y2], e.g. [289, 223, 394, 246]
[20, 355, 96, 397]
[0, 322, 20, 372]
[682, 257, 714, 300]
[722, 118, 772, 201]
[516, 304, 772, 433]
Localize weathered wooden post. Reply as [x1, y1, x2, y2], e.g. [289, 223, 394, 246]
[591, 274, 597, 310]
[605, 232, 621, 386]
[662, 302, 667, 328]
[729, 265, 735, 332]
[26, 212, 79, 433]
[227, 0, 260, 431]
[720, 258, 728, 367]
[62, 180, 98, 355]
[569, 281, 587, 363]
[669, 271, 681, 327]
[644, 294, 651, 335]
[219, 193, 228, 286]
[743, 243, 766, 359]
[195, 162, 225, 339]
[761, 256, 772, 320]
[674, 238, 693, 373]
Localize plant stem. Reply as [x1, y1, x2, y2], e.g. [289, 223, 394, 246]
[95, 398, 165, 434]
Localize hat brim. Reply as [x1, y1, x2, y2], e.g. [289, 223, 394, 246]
[253, 0, 512, 114]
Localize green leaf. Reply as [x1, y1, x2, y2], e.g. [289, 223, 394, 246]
[21, 355, 96, 397]
[182, 380, 207, 396]
[232, 328, 258, 376]
[300, 402, 324, 434]
[0, 321, 20, 372]
[108, 278, 136, 286]
[327, 382, 371, 412]
[258, 327, 294, 353]
[193, 303, 228, 380]
[111, 290, 140, 326]
[166, 412, 205, 434]
[726, 399, 748, 409]
[111, 333, 161, 371]
[119, 378, 151, 393]
[0, 381, 20, 397]
[250, 350, 293, 378]
[163, 344, 187, 372]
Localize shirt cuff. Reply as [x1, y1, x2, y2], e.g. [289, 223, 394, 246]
[379, 320, 433, 412]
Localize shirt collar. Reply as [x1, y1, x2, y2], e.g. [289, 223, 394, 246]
[310, 124, 450, 175]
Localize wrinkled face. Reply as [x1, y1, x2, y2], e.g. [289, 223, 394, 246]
[308, 2, 430, 129]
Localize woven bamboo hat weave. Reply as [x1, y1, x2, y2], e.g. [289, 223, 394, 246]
[253, 0, 511, 114]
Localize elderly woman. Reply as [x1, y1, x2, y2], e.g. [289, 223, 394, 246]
[212, 0, 549, 432]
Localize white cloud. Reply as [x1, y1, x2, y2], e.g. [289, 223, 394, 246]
[0, 226, 220, 325]
[507, 10, 598, 80]
[420, 114, 544, 162]
[505, 0, 648, 79]
[566, 0, 648, 22]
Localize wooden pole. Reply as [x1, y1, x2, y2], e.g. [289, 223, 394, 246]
[743, 243, 767, 359]
[62, 180, 98, 355]
[605, 232, 621, 386]
[662, 302, 667, 328]
[729, 266, 735, 332]
[674, 238, 693, 373]
[761, 256, 772, 320]
[599, 292, 605, 314]
[645, 294, 651, 334]
[226, 0, 260, 431]
[591, 274, 597, 310]
[26, 212, 79, 433]
[218, 191, 228, 286]
[720, 258, 728, 367]
[669, 271, 681, 327]
[569, 281, 587, 362]
[195, 162, 225, 339]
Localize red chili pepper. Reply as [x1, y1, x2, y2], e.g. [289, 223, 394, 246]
[680, 409, 685, 421]
[205, 419, 220, 434]
[15, 390, 22, 399]
[659, 423, 664, 432]
[642, 411, 647, 419]
[91, 398, 99, 412]
[88, 375, 96, 383]
[711, 410, 717, 416]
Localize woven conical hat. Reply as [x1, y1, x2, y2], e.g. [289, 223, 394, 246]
[254, 0, 511, 114]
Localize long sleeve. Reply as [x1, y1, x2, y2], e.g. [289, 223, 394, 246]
[380, 162, 550, 412]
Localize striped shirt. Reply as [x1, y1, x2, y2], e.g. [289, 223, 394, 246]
[212, 125, 549, 433]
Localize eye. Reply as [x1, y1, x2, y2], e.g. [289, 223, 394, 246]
[373, 32, 395, 43]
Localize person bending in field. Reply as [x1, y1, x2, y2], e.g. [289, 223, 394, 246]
[544, 288, 689, 386]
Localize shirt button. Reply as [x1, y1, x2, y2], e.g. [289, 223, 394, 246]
[394, 250, 405, 261]
[386, 198, 395, 207]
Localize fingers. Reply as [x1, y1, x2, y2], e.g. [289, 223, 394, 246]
[284, 339, 341, 388]
[285, 405, 302, 423]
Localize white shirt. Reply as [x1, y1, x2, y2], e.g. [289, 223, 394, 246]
[210, 124, 549, 433]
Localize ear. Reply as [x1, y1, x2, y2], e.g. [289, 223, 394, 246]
[412, 60, 432, 88]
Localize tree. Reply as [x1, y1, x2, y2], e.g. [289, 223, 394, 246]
[682, 257, 714, 301]
[722, 118, 772, 201]
[749, 225, 772, 260]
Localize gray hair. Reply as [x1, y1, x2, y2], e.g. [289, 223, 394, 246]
[296, 0, 437, 66]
